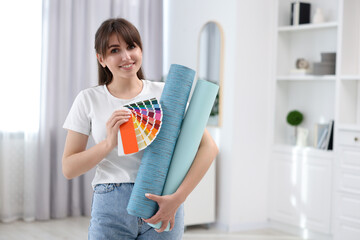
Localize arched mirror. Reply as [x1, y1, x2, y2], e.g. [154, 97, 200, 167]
[198, 22, 222, 126]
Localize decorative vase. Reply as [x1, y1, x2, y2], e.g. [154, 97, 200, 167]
[313, 8, 325, 24]
[296, 127, 309, 147]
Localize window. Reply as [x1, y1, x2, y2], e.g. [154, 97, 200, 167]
[0, 1, 42, 132]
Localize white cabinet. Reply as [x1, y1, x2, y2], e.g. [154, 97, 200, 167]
[334, 130, 360, 240]
[333, 0, 360, 238]
[270, 152, 297, 223]
[184, 162, 215, 226]
[183, 126, 217, 227]
[269, 147, 333, 234]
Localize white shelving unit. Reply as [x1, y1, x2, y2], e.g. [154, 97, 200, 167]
[274, 0, 338, 147]
[269, 0, 360, 239]
[333, 1, 360, 240]
[273, 0, 339, 146]
[270, 0, 360, 239]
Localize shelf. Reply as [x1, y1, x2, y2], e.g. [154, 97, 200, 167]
[340, 75, 360, 81]
[276, 75, 337, 81]
[278, 22, 338, 33]
[272, 144, 334, 158]
[337, 124, 360, 132]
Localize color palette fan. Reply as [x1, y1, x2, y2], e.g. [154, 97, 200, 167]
[118, 98, 163, 156]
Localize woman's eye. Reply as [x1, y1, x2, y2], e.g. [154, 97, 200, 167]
[110, 48, 119, 53]
[128, 45, 136, 50]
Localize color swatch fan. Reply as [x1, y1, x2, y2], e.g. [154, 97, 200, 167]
[118, 98, 163, 156]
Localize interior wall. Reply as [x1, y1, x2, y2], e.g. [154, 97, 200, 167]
[163, 0, 273, 231]
[229, 0, 274, 230]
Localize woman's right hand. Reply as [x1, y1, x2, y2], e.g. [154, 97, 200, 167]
[105, 109, 132, 149]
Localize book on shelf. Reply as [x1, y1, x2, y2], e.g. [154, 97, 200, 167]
[327, 120, 334, 150]
[291, 2, 311, 25]
[314, 123, 327, 148]
[314, 120, 334, 150]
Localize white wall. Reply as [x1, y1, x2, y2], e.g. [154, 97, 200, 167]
[164, 0, 274, 231]
[229, 1, 275, 230]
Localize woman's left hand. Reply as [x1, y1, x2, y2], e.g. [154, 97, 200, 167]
[143, 193, 183, 233]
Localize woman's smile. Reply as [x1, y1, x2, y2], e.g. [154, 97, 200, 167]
[120, 63, 135, 69]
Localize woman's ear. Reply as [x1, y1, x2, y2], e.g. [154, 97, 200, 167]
[96, 53, 106, 68]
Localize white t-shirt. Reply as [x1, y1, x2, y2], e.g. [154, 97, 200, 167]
[63, 80, 165, 188]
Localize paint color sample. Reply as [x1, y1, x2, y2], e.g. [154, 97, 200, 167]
[118, 115, 138, 155]
[117, 98, 163, 156]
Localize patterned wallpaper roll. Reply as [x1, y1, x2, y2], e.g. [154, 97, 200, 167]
[149, 79, 219, 231]
[127, 64, 195, 219]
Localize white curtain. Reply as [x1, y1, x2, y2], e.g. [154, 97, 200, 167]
[0, 133, 38, 222]
[0, 0, 42, 223]
[0, 0, 163, 222]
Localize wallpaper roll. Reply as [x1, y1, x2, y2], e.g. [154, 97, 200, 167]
[127, 64, 195, 219]
[149, 79, 219, 231]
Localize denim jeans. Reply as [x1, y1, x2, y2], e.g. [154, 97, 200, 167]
[88, 183, 184, 240]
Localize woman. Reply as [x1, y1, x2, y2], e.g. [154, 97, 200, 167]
[62, 18, 218, 239]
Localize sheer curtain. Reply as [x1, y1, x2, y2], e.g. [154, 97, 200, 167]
[0, 133, 38, 222]
[0, 0, 42, 222]
[0, 0, 163, 222]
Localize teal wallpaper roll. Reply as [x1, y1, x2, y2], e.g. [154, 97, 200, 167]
[127, 64, 195, 219]
[150, 79, 219, 231]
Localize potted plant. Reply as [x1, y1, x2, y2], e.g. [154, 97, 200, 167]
[286, 110, 304, 144]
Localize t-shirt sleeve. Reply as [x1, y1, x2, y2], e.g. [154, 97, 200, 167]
[63, 91, 91, 136]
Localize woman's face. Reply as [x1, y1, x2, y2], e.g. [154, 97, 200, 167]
[99, 33, 142, 80]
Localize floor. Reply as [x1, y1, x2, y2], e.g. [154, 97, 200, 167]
[0, 217, 305, 240]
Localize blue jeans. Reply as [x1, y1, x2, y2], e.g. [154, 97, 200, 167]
[88, 183, 184, 240]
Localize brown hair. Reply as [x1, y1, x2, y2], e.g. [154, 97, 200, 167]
[94, 18, 145, 85]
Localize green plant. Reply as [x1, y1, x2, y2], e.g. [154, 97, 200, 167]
[286, 110, 303, 126]
[286, 110, 304, 145]
[210, 92, 219, 116]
